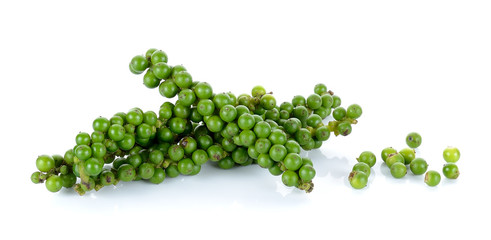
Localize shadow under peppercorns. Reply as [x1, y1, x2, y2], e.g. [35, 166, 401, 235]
[50, 162, 313, 212]
[306, 149, 349, 179]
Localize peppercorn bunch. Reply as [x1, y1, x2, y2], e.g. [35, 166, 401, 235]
[31, 48, 363, 195]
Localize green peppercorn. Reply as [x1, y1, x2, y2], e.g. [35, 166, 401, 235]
[424, 170, 441, 187]
[406, 132, 422, 148]
[442, 163, 459, 179]
[349, 171, 368, 189]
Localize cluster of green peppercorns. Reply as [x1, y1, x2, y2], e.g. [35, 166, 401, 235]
[348, 132, 461, 189]
[31, 48, 363, 195]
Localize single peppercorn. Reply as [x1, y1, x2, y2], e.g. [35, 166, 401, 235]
[349, 171, 368, 189]
[443, 147, 460, 163]
[409, 158, 428, 175]
[406, 132, 422, 148]
[424, 170, 441, 187]
[390, 162, 407, 178]
[357, 151, 376, 167]
[442, 163, 460, 179]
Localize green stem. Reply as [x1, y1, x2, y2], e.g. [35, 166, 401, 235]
[74, 184, 86, 196]
[298, 181, 314, 193]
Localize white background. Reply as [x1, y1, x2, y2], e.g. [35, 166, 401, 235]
[1, 0, 490, 239]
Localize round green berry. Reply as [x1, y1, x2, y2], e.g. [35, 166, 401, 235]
[108, 124, 125, 141]
[208, 144, 226, 162]
[230, 147, 248, 164]
[332, 107, 346, 121]
[192, 149, 209, 165]
[306, 94, 322, 110]
[357, 151, 376, 167]
[332, 95, 341, 108]
[75, 145, 92, 161]
[92, 117, 110, 133]
[281, 170, 299, 187]
[346, 104, 362, 119]
[165, 165, 180, 177]
[117, 164, 136, 182]
[284, 140, 301, 154]
[314, 83, 327, 95]
[410, 158, 428, 175]
[238, 113, 255, 130]
[260, 94, 276, 110]
[443, 147, 460, 163]
[349, 171, 368, 189]
[194, 82, 213, 99]
[136, 123, 152, 139]
[168, 117, 187, 134]
[129, 55, 149, 74]
[178, 158, 195, 175]
[143, 70, 160, 89]
[149, 168, 166, 184]
[406, 132, 422, 148]
[31, 172, 41, 184]
[80, 178, 95, 192]
[45, 175, 63, 193]
[268, 129, 287, 145]
[60, 173, 77, 188]
[126, 109, 143, 126]
[269, 144, 287, 162]
[306, 114, 323, 128]
[292, 95, 306, 107]
[100, 170, 116, 186]
[219, 105, 237, 122]
[283, 153, 302, 171]
[205, 115, 224, 133]
[298, 165, 316, 182]
[174, 71, 193, 89]
[217, 157, 235, 169]
[159, 80, 179, 98]
[315, 126, 330, 141]
[75, 132, 91, 146]
[138, 163, 155, 180]
[84, 158, 103, 176]
[295, 128, 311, 146]
[117, 134, 136, 151]
[197, 99, 215, 116]
[390, 162, 407, 178]
[36, 155, 55, 172]
[442, 163, 459, 179]
[150, 50, 168, 64]
[254, 138, 272, 154]
[251, 85, 266, 98]
[91, 131, 105, 143]
[337, 121, 352, 136]
[257, 154, 274, 168]
[254, 121, 272, 138]
[424, 170, 441, 187]
[149, 150, 164, 165]
[321, 94, 333, 108]
[153, 62, 172, 79]
[168, 144, 185, 161]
